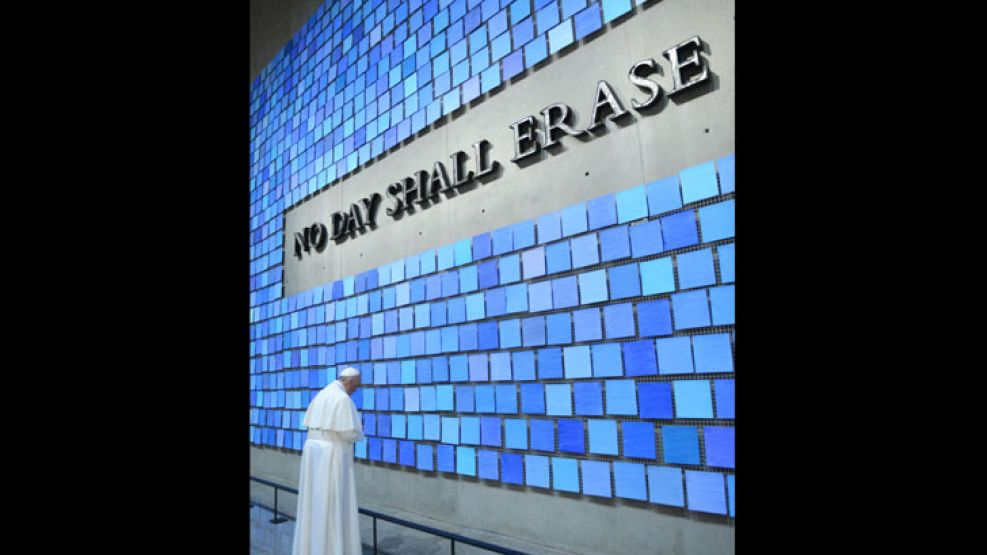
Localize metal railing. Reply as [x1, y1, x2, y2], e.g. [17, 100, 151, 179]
[251, 475, 529, 555]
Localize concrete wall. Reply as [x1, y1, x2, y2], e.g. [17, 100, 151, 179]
[283, 0, 734, 295]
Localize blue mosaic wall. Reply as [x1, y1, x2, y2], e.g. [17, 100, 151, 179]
[249, 153, 736, 517]
[249, 0, 650, 305]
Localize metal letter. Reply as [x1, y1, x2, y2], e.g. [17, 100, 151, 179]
[402, 175, 419, 206]
[347, 203, 364, 233]
[416, 170, 437, 202]
[472, 139, 499, 178]
[361, 193, 383, 225]
[628, 59, 663, 110]
[449, 151, 474, 187]
[431, 162, 452, 194]
[293, 232, 307, 259]
[586, 80, 629, 131]
[510, 116, 540, 162]
[540, 103, 585, 148]
[385, 182, 405, 216]
[663, 36, 709, 96]
[310, 223, 329, 252]
[330, 211, 348, 239]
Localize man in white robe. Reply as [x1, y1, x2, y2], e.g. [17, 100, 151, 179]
[292, 367, 365, 555]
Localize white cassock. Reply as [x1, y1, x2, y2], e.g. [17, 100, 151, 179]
[291, 380, 365, 555]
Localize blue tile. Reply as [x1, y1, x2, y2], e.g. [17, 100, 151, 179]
[549, 456, 579, 492]
[478, 321, 499, 350]
[699, 200, 735, 243]
[499, 253, 520, 283]
[574, 3, 603, 41]
[525, 33, 548, 65]
[451, 355, 469, 381]
[561, 203, 588, 236]
[622, 422, 656, 459]
[528, 280, 553, 312]
[648, 466, 684, 507]
[655, 336, 694, 374]
[608, 263, 642, 300]
[502, 452, 524, 484]
[601, 0, 630, 23]
[456, 446, 477, 476]
[437, 444, 455, 472]
[460, 416, 481, 445]
[545, 241, 572, 274]
[661, 210, 699, 251]
[502, 48, 525, 79]
[605, 379, 637, 415]
[475, 384, 495, 412]
[499, 319, 522, 348]
[673, 380, 713, 418]
[671, 290, 710, 330]
[717, 243, 734, 283]
[505, 283, 529, 312]
[574, 381, 603, 415]
[478, 259, 499, 288]
[704, 426, 734, 469]
[587, 195, 617, 230]
[562, 0, 587, 18]
[478, 449, 499, 479]
[620, 339, 656, 377]
[470, 354, 490, 382]
[573, 308, 602, 342]
[646, 176, 682, 216]
[460, 323, 479, 351]
[546, 383, 573, 415]
[591, 342, 623, 377]
[578, 269, 609, 304]
[600, 225, 631, 262]
[537, 211, 562, 243]
[481, 63, 502, 93]
[570, 233, 600, 269]
[546, 312, 572, 344]
[558, 419, 585, 454]
[685, 471, 727, 515]
[520, 383, 546, 414]
[692, 333, 733, 374]
[522, 315, 546, 346]
[485, 287, 507, 317]
[588, 419, 617, 456]
[536, 1, 561, 34]
[522, 246, 546, 279]
[490, 352, 512, 381]
[611, 461, 646, 501]
[680, 161, 719, 204]
[709, 285, 734, 325]
[495, 384, 518, 413]
[677, 248, 716, 289]
[662, 425, 699, 465]
[511, 0, 532, 24]
[629, 221, 663, 259]
[473, 233, 492, 260]
[530, 419, 555, 452]
[581, 459, 612, 498]
[727, 474, 735, 517]
[637, 299, 672, 337]
[602, 303, 635, 339]
[512, 351, 536, 380]
[505, 418, 527, 449]
[524, 455, 549, 489]
[563, 345, 592, 378]
[714, 379, 735, 418]
[512, 16, 535, 46]
[537, 347, 563, 379]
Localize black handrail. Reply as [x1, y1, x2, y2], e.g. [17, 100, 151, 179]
[251, 475, 529, 555]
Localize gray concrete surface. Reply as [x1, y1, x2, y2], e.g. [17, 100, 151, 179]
[283, 0, 735, 295]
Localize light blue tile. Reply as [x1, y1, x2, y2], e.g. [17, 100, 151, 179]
[552, 457, 580, 492]
[699, 200, 735, 242]
[646, 176, 682, 216]
[640, 257, 675, 295]
[616, 185, 648, 223]
[673, 380, 714, 418]
[545, 383, 573, 415]
[578, 269, 609, 304]
[709, 285, 734, 325]
[671, 290, 710, 330]
[588, 419, 618, 455]
[647, 466, 684, 507]
[563, 345, 592, 378]
[656, 336, 694, 374]
[581, 460, 611, 498]
[685, 471, 727, 515]
[676, 248, 716, 289]
[680, 161, 719, 205]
